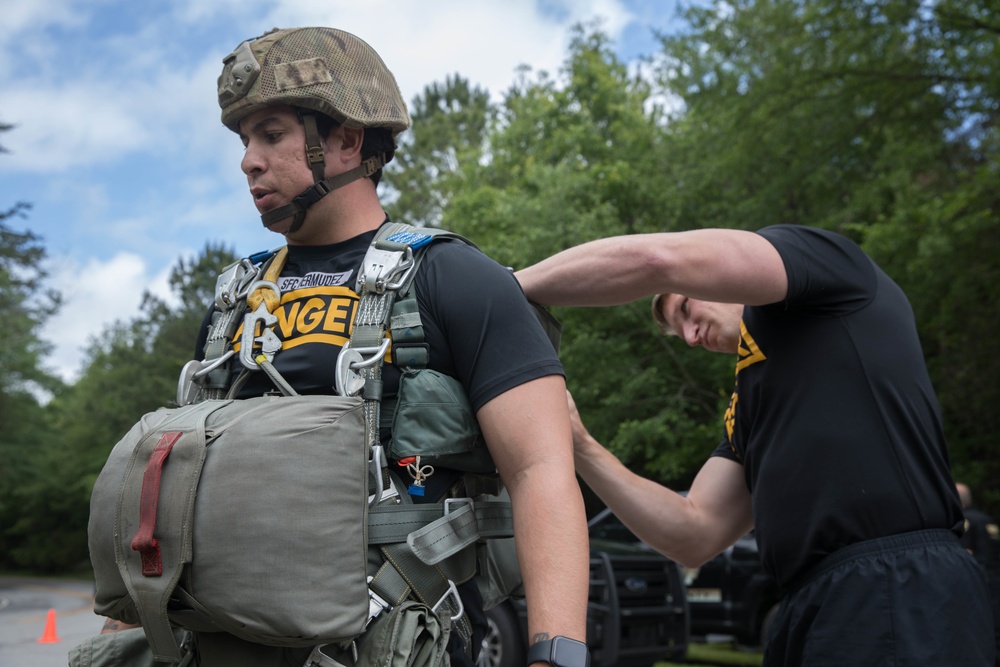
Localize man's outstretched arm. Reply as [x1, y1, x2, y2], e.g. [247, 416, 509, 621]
[516, 228, 788, 308]
[567, 391, 752, 568]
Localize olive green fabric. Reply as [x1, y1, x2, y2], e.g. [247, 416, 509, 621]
[68, 628, 192, 667]
[390, 369, 495, 473]
[313, 601, 451, 667]
[89, 395, 370, 662]
[218, 27, 410, 135]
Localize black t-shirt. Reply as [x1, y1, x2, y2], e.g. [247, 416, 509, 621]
[196, 226, 564, 497]
[711, 224, 963, 587]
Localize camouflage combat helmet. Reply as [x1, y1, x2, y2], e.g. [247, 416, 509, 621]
[218, 27, 410, 135]
[217, 27, 410, 232]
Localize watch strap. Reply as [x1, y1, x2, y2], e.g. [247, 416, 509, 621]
[526, 636, 590, 667]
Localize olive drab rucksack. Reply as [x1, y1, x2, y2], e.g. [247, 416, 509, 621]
[88, 222, 538, 665]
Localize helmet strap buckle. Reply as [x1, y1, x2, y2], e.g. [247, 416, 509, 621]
[300, 111, 327, 182]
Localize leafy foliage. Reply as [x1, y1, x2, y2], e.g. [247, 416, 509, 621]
[0, 119, 70, 570]
[650, 0, 1000, 508]
[2, 0, 998, 569]
[440, 25, 732, 487]
[0, 243, 237, 571]
[0, 207, 62, 396]
[386, 75, 492, 227]
[393, 6, 998, 509]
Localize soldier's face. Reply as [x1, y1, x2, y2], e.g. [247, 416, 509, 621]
[238, 106, 316, 234]
[661, 294, 743, 354]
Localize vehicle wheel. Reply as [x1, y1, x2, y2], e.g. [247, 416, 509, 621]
[477, 603, 525, 667]
[759, 602, 781, 648]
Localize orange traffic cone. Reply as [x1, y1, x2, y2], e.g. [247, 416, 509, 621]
[37, 608, 61, 644]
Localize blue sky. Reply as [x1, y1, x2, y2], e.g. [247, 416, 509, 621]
[0, 0, 685, 383]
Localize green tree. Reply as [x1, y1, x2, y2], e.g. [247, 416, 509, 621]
[649, 0, 1000, 509]
[59, 242, 238, 475]
[7, 243, 238, 571]
[0, 209, 62, 396]
[385, 75, 492, 227]
[0, 119, 67, 570]
[434, 24, 731, 490]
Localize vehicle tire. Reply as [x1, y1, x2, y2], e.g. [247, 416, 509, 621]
[477, 603, 525, 667]
[759, 602, 781, 648]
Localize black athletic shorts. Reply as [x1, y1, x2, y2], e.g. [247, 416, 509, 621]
[764, 529, 994, 667]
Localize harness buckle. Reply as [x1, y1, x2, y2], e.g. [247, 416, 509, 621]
[215, 258, 261, 310]
[366, 576, 392, 627]
[444, 497, 474, 516]
[240, 300, 282, 370]
[367, 445, 397, 509]
[335, 339, 392, 397]
[431, 579, 465, 622]
[357, 246, 415, 295]
[303, 642, 356, 667]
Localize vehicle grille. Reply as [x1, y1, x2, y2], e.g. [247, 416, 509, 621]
[586, 552, 689, 667]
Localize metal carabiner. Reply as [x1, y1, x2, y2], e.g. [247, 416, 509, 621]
[431, 579, 465, 622]
[192, 350, 236, 379]
[368, 445, 387, 509]
[334, 339, 392, 396]
[240, 300, 281, 370]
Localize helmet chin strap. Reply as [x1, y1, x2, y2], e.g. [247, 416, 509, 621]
[260, 111, 384, 233]
[260, 154, 385, 232]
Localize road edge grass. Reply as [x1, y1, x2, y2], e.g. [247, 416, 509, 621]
[659, 642, 764, 666]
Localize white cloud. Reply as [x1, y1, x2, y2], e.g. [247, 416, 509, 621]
[40, 252, 173, 383]
[0, 84, 150, 172]
[5, 0, 664, 386]
[0, 0, 91, 50]
[1, 1, 632, 174]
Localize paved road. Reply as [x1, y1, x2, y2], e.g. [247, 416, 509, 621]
[0, 576, 104, 666]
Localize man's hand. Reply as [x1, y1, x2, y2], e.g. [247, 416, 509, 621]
[565, 390, 597, 467]
[100, 617, 141, 634]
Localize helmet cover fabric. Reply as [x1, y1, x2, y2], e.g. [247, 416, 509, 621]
[218, 27, 410, 135]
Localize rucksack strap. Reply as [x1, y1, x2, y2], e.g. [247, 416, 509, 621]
[367, 500, 515, 549]
[343, 222, 488, 651]
[117, 400, 226, 662]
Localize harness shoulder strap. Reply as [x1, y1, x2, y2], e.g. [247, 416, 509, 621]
[349, 223, 489, 648]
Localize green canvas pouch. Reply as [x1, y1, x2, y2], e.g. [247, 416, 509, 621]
[390, 369, 495, 474]
[89, 394, 370, 662]
[309, 600, 451, 667]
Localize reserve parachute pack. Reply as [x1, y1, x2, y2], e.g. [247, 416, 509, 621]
[88, 222, 554, 665]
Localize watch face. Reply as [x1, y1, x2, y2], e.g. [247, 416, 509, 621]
[553, 637, 590, 667]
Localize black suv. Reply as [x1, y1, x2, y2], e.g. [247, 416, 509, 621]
[683, 531, 783, 647]
[477, 509, 690, 667]
[580, 508, 784, 648]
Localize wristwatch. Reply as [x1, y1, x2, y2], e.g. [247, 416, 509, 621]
[526, 636, 590, 667]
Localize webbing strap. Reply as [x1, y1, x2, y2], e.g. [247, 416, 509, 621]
[369, 561, 412, 607]
[380, 542, 473, 649]
[408, 504, 497, 565]
[300, 112, 326, 183]
[350, 223, 432, 452]
[351, 223, 486, 649]
[367, 502, 515, 547]
[130, 432, 183, 577]
[116, 400, 221, 663]
[259, 155, 384, 229]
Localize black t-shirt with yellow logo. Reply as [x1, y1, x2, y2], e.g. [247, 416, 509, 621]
[711, 225, 962, 587]
[196, 226, 564, 498]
